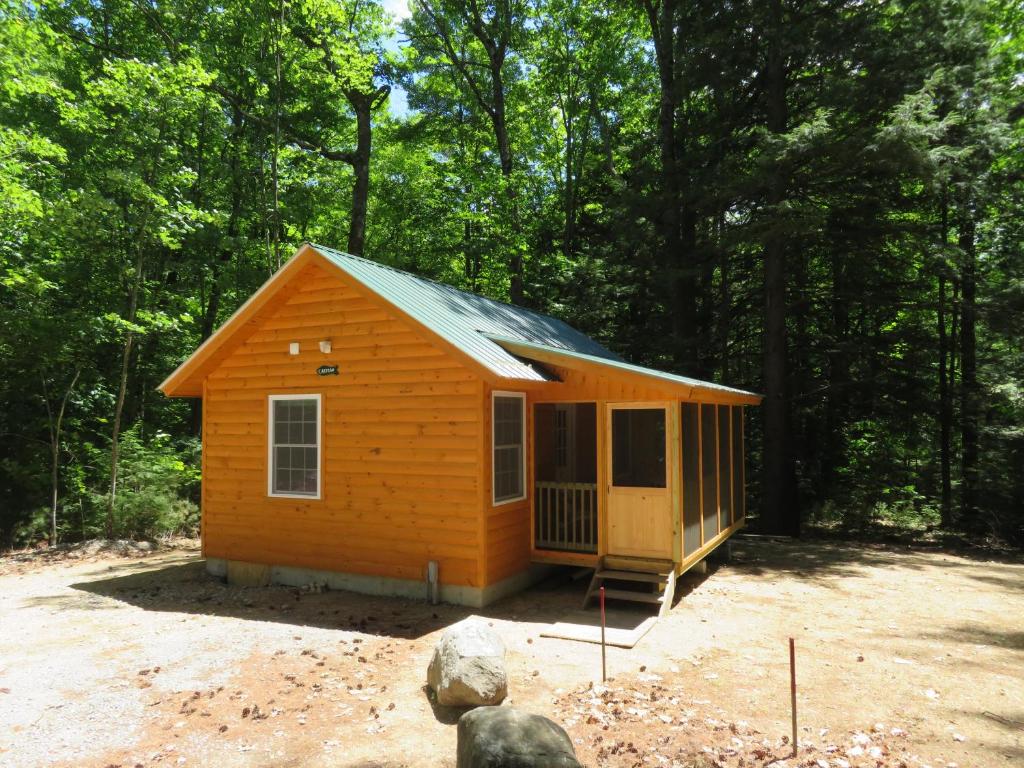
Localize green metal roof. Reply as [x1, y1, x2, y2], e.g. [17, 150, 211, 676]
[486, 335, 762, 401]
[313, 244, 622, 381]
[312, 244, 760, 401]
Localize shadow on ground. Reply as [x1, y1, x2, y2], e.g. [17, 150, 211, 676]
[729, 535, 1023, 588]
[63, 556, 667, 643]
[59, 537, 1022, 646]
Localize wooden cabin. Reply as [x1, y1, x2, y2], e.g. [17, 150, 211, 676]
[160, 244, 761, 611]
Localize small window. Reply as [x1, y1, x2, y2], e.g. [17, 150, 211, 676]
[268, 394, 321, 498]
[493, 392, 525, 504]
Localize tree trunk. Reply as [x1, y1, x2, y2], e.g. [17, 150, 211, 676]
[488, 55, 523, 305]
[759, 0, 799, 536]
[959, 198, 978, 527]
[823, 245, 849, 496]
[348, 93, 373, 257]
[563, 131, 576, 257]
[43, 369, 81, 546]
[718, 212, 730, 382]
[937, 190, 953, 526]
[270, 0, 286, 269]
[108, 249, 145, 538]
[643, 0, 698, 372]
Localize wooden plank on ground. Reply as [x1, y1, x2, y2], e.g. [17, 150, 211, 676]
[540, 609, 658, 649]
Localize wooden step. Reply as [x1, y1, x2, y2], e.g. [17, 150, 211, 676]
[583, 557, 679, 616]
[596, 569, 668, 583]
[603, 555, 675, 573]
[601, 588, 665, 604]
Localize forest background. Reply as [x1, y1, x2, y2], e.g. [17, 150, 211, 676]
[1, 0, 1022, 546]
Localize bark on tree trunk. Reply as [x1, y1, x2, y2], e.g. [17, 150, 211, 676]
[938, 190, 953, 526]
[718, 212, 730, 382]
[959, 198, 978, 527]
[191, 107, 246, 436]
[643, 0, 698, 372]
[347, 93, 373, 257]
[43, 369, 81, 546]
[824, 245, 849, 495]
[759, 0, 799, 536]
[488, 56, 524, 305]
[108, 249, 145, 538]
[564, 135, 576, 257]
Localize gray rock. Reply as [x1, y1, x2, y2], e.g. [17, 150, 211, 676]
[427, 620, 507, 707]
[456, 707, 581, 768]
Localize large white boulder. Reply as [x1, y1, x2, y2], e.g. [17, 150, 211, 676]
[427, 620, 508, 707]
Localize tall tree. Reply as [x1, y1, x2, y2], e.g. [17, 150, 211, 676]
[406, 0, 529, 303]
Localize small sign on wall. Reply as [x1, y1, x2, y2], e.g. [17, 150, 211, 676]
[317, 365, 339, 376]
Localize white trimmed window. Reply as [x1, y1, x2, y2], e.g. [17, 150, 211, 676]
[492, 392, 526, 505]
[268, 394, 321, 498]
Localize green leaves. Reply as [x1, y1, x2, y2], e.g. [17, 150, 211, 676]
[0, 0, 1022, 543]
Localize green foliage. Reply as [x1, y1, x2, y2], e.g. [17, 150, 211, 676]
[0, 0, 1022, 546]
[89, 428, 201, 540]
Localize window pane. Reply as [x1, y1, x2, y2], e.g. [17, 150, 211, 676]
[611, 409, 666, 488]
[275, 446, 290, 471]
[493, 396, 524, 502]
[302, 446, 317, 472]
[270, 397, 319, 495]
[494, 397, 522, 447]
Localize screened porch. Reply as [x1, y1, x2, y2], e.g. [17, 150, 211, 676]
[533, 402, 598, 554]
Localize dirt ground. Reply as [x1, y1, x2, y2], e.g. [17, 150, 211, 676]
[0, 538, 1021, 768]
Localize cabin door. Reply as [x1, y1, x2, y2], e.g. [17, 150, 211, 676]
[606, 403, 673, 559]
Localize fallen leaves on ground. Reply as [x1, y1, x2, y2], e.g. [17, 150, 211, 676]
[552, 677, 952, 768]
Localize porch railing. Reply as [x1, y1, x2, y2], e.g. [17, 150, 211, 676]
[534, 481, 598, 553]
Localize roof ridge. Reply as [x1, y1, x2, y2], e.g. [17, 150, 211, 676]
[309, 243, 579, 335]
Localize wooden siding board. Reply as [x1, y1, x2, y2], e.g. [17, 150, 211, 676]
[202, 266, 486, 588]
[478, 382, 531, 585]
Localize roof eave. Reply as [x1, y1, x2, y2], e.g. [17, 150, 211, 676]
[486, 334, 763, 405]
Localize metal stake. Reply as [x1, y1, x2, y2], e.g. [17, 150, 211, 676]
[790, 637, 798, 756]
[600, 585, 607, 682]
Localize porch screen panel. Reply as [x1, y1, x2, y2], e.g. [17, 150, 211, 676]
[681, 403, 702, 556]
[700, 404, 719, 542]
[731, 406, 744, 522]
[533, 405, 557, 483]
[532, 403, 598, 553]
[717, 405, 731, 532]
[611, 408, 667, 488]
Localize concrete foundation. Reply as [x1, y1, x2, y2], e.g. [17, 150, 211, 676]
[204, 557, 551, 608]
[709, 540, 733, 564]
